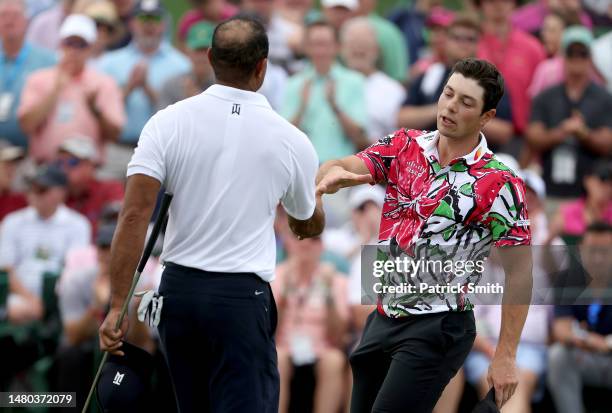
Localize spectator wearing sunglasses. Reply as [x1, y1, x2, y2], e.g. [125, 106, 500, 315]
[526, 26, 612, 212]
[97, 0, 190, 179]
[55, 137, 124, 237]
[18, 14, 126, 164]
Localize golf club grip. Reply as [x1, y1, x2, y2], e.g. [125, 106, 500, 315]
[137, 192, 173, 273]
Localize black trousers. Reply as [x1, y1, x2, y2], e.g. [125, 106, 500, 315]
[157, 263, 279, 413]
[349, 310, 476, 413]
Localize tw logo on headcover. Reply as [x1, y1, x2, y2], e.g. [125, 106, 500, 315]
[112, 372, 124, 386]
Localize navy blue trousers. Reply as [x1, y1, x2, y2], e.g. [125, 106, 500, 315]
[157, 263, 279, 413]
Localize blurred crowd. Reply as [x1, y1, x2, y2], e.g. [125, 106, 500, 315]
[0, 0, 611, 412]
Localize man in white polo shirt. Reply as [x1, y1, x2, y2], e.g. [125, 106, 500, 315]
[99, 16, 325, 413]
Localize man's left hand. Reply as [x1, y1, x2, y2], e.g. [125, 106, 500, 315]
[487, 354, 519, 409]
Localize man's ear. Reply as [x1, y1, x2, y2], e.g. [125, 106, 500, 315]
[256, 58, 268, 80]
[480, 108, 496, 128]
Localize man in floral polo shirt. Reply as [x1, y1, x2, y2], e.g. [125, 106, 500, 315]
[316, 58, 533, 412]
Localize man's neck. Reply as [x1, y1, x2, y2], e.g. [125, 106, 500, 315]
[215, 79, 259, 92]
[565, 76, 589, 100]
[437, 131, 480, 166]
[313, 62, 333, 77]
[194, 70, 214, 86]
[2, 36, 24, 59]
[37, 206, 59, 220]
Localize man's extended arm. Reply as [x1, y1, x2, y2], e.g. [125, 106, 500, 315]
[488, 245, 533, 408]
[99, 174, 160, 355]
[287, 195, 325, 239]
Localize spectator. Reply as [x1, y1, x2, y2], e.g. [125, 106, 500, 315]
[18, 14, 125, 163]
[0, 164, 90, 324]
[281, 20, 368, 163]
[55, 137, 124, 236]
[548, 222, 612, 413]
[387, 0, 448, 70]
[107, 0, 137, 50]
[548, 161, 612, 243]
[273, 233, 350, 413]
[592, 29, 612, 93]
[26, 0, 76, 51]
[344, 185, 383, 331]
[55, 223, 114, 409]
[398, 13, 514, 150]
[0, 0, 56, 148]
[241, 0, 303, 73]
[83, 0, 120, 62]
[526, 26, 612, 204]
[276, 0, 317, 26]
[477, 0, 546, 136]
[356, 0, 409, 83]
[340, 17, 405, 141]
[0, 142, 27, 221]
[511, 0, 593, 35]
[176, 0, 238, 47]
[528, 16, 604, 99]
[528, 12, 568, 98]
[321, 0, 356, 33]
[583, 0, 612, 26]
[97, 0, 190, 178]
[158, 22, 215, 109]
[541, 11, 567, 58]
[408, 6, 453, 81]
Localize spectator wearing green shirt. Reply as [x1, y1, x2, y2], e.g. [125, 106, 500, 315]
[281, 20, 369, 163]
[358, 0, 409, 83]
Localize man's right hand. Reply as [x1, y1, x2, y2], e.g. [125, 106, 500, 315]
[99, 307, 128, 356]
[316, 165, 373, 195]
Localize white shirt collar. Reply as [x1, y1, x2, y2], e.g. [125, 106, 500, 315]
[416, 130, 489, 166]
[204, 84, 271, 108]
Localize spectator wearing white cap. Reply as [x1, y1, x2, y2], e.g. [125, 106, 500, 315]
[18, 14, 126, 164]
[0, 0, 56, 149]
[55, 136, 124, 236]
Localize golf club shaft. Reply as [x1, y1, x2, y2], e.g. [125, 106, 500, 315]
[82, 193, 173, 413]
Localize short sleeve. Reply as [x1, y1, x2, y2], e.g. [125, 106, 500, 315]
[529, 92, 547, 124]
[487, 176, 532, 247]
[126, 112, 169, 184]
[281, 131, 319, 220]
[0, 216, 19, 268]
[355, 129, 409, 183]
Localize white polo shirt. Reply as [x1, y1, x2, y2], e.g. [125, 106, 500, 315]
[127, 84, 318, 281]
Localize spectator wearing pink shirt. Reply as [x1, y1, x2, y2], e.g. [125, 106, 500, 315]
[477, 0, 546, 136]
[548, 161, 612, 244]
[511, 0, 593, 35]
[273, 234, 350, 413]
[18, 14, 125, 164]
[176, 0, 238, 47]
